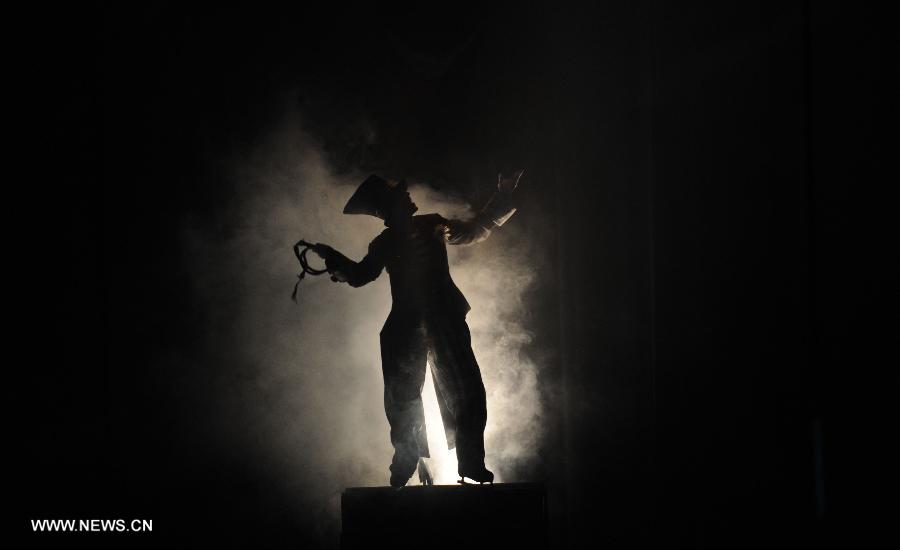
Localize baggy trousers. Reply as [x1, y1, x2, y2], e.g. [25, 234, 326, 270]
[380, 308, 487, 479]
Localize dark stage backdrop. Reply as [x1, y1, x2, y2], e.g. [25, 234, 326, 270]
[20, 2, 891, 548]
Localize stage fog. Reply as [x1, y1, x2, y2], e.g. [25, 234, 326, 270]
[180, 102, 547, 539]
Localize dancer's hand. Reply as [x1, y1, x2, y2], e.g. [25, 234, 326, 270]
[497, 169, 524, 193]
[310, 243, 337, 260]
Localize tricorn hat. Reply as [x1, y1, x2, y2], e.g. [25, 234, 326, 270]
[343, 174, 406, 219]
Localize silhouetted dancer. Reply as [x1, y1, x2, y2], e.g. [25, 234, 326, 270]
[309, 171, 522, 488]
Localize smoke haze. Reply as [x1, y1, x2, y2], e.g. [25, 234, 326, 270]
[181, 102, 544, 541]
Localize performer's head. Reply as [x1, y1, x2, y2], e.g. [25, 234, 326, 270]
[384, 181, 418, 222]
[343, 175, 417, 224]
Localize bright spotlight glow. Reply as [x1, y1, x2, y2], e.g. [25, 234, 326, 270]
[421, 363, 459, 484]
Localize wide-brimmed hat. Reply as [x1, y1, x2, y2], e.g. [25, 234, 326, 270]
[343, 174, 406, 219]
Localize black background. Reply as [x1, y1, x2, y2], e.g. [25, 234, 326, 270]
[20, 2, 892, 548]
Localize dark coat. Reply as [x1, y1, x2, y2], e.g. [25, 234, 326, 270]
[324, 190, 516, 317]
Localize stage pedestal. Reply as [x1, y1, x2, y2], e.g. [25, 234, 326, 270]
[341, 482, 547, 549]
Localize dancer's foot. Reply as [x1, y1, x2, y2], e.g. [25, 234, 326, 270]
[390, 472, 411, 488]
[457, 465, 494, 485]
[389, 454, 418, 488]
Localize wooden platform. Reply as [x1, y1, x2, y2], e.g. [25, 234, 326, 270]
[342, 482, 548, 549]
